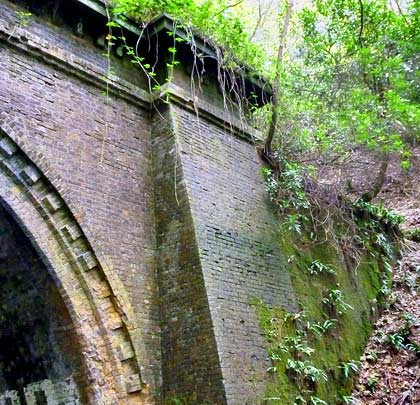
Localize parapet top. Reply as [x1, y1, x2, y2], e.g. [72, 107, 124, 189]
[75, 0, 272, 106]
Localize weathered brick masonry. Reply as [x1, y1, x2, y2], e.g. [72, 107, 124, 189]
[171, 104, 297, 403]
[151, 105, 227, 404]
[0, 0, 296, 403]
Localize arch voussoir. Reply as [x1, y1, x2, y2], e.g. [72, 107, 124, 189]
[0, 126, 145, 404]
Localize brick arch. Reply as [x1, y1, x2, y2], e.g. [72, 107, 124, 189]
[0, 126, 146, 404]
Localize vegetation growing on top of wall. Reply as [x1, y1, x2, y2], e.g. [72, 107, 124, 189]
[110, 0, 268, 74]
[97, 0, 420, 182]
[252, 159, 403, 404]
[103, 0, 419, 204]
[99, 0, 273, 124]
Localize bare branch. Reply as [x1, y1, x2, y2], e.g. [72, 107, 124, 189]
[250, 0, 263, 41]
[212, 0, 244, 18]
[360, 153, 390, 202]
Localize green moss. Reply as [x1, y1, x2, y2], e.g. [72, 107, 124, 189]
[252, 228, 395, 404]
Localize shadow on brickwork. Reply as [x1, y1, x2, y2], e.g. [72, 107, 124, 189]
[0, 204, 84, 404]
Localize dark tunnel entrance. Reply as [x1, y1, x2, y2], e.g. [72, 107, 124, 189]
[0, 204, 84, 404]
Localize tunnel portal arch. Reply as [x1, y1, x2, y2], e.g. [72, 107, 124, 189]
[0, 125, 145, 404]
[0, 204, 86, 403]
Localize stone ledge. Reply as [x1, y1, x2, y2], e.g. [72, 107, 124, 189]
[0, 19, 264, 145]
[152, 82, 264, 144]
[0, 18, 151, 109]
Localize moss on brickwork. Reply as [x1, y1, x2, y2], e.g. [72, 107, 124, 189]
[253, 228, 396, 404]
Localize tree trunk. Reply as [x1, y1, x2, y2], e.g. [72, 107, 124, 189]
[360, 153, 390, 202]
[261, 0, 294, 166]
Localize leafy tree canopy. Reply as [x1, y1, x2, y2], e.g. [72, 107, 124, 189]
[110, 0, 420, 196]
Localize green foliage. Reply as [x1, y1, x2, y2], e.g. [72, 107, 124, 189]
[307, 260, 336, 276]
[166, 397, 187, 405]
[254, 4, 413, 403]
[262, 167, 279, 201]
[108, 0, 419, 175]
[109, 0, 419, 216]
[253, 216, 389, 403]
[277, 0, 420, 167]
[287, 359, 328, 384]
[111, 0, 267, 72]
[252, 278, 369, 403]
[262, 159, 309, 210]
[16, 11, 32, 27]
[322, 289, 354, 316]
[405, 342, 420, 355]
[262, 158, 312, 237]
[339, 360, 360, 379]
[365, 350, 378, 364]
[252, 299, 333, 402]
[366, 375, 379, 392]
[386, 313, 420, 353]
[277, 159, 310, 211]
[341, 395, 360, 405]
[266, 394, 327, 404]
[404, 227, 420, 242]
[386, 331, 406, 350]
[353, 201, 405, 227]
[308, 397, 328, 405]
[350, 201, 401, 277]
[307, 319, 336, 335]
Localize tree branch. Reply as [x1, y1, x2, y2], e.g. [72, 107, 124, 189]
[250, 0, 263, 41]
[360, 153, 390, 202]
[261, 0, 294, 166]
[358, 0, 364, 48]
[212, 0, 244, 18]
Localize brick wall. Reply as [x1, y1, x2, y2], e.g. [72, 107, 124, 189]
[0, 1, 300, 403]
[0, 0, 160, 397]
[151, 105, 227, 404]
[171, 103, 297, 404]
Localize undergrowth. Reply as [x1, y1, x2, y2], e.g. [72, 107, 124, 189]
[254, 152, 404, 403]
